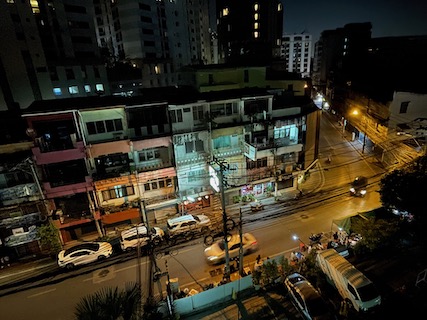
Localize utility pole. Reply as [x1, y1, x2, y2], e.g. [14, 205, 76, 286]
[210, 156, 232, 282]
[238, 208, 243, 277]
[139, 199, 173, 317]
[362, 99, 370, 154]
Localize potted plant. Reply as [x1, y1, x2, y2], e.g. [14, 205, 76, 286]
[233, 195, 241, 204]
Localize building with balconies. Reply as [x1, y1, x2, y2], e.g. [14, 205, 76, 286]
[22, 95, 179, 243]
[0, 142, 48, 260]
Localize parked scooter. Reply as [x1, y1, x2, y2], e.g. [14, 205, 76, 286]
[309, 232, 324, 245]
[250, 202, 264, 212]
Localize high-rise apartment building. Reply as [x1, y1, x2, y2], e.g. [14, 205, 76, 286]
[0, 0, 110, 111]
[281, 33, 312, 78]
[215, 0, 283, 64]
[94, 0, 213, 91]
[312, 22, 372, 92]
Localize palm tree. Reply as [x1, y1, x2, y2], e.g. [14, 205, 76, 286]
[74, 282, 141, 320]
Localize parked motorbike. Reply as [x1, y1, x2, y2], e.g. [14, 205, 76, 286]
[309, 232, 324, 245]
[250, 202, 264, 212]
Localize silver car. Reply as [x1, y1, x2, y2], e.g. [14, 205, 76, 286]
[120, 225, 164, 251]
[57, 241, 113, 270]
[204, 233, 258, 265]
[284, 272, 336, 320]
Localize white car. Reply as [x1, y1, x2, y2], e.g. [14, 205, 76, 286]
[57, 241, 113, 269]
[167, 214, 211, 237]
[284, 272, 336, 320]
[204, 233, 258, 265]
[120, 225, 164, 251]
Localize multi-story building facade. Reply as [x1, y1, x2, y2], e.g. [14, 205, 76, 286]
[0, 0, 110, 111]
[281, 33, 312, 78]
[215, 0, 283, 64]
[0, 65, 320, 249]
[94, 0, 213, 93]
[312, 22, 372, 98]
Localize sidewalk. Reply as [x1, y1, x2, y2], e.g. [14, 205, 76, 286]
[0, 166, 323, 297]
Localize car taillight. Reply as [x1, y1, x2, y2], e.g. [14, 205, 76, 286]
[251, 241, 257, 246]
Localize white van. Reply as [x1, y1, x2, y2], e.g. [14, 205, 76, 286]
[120, 224, 164, 251]
[316, 249, 381, 312]
[167, 214, 211, 237]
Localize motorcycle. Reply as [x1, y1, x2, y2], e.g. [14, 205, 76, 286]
[250, 202, 264, 212]
[309, 232, 324, 245]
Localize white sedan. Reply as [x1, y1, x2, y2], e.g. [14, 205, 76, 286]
[57, 241, 113, 269]
[204, 233, 258, 265]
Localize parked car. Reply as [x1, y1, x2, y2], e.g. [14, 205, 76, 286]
[57, 241, 113, 270]
[204, 233, 258, 265]
[284, 272, 336, 320]
[120, 224, 164, 251]
[349, 176, 368, 197]
[167, 214, 211, 238]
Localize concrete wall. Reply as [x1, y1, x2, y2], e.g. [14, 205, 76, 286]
[174, 276, 253, 316]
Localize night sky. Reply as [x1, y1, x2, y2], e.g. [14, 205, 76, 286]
[281, 0, 427, 42]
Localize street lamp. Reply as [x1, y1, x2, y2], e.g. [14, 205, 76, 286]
[351, 105, 369, 154]
[292, 234, 306, 251]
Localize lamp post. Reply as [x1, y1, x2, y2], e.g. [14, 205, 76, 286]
[361, 99, 371, 154]
[292, 234, 306, 251]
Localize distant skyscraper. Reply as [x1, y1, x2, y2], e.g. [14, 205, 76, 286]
[281, 33, 312, 78]
[94, 0, 213, 91]
[0, 0, 110, 111]
[312, 22, 372, 91]
[215, 0, 283, 64]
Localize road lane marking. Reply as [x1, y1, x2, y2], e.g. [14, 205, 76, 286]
[28, 288, 56, 298]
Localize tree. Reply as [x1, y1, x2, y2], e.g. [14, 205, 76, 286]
[37, 223, 62, 258]
[379, 155, 427, 224]
[74, 282, 141, 320]
[351, 216, 399, 254]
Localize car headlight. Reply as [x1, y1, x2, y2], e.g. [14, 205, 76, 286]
[360, 190, 367, 195]
[350, 187, 355, 193]
[207, 256, 218, 261]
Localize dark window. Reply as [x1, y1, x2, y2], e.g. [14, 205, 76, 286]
[244, 69, 249, 83]
[400, 101, 409, 114]
[141, 16, 152, 23]
[86, 119, 123, 134]
[102, 185, 135, 200]
[64, 4, 86, 13]
[65, 68, 75, 80]
[139, 3, 151, 10]
[144, 41, 155, 46]
[71, 36, 92, 44]
[94, 66, 100, 78]
[142, 29, 154, 35]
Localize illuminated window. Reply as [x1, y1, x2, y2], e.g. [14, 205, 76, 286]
[96, 84, 104, 92]
[69, 86, 79, 94]
[30, 0, 40, 13]
[53, 88, 62, 96]
[154, 65, 160, 74]
[254, 3, 259, 11]
[222, 7, 229, 16]
[278, 3, 282, 11]
[254, 22, 259, 30]
[84, 85, 91, 93]
[254, 31, 259, 38]
[254, 13, 259, 20]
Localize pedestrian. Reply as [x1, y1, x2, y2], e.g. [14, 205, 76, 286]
[290, 251, 298, 263]
[256, 254, 261, 264]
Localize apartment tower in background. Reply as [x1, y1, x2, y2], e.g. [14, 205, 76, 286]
[281, 33, 312, 78]
[215, 0, 283, 65]
[0, 0, 110, 111]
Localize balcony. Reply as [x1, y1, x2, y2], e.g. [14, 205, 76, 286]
[42, 176, 93, 198]
[32, 141, 85, 165]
